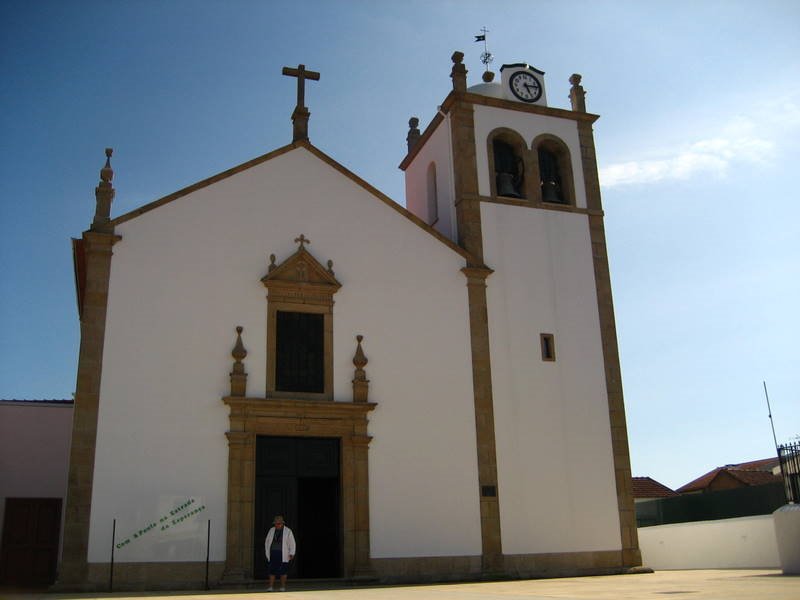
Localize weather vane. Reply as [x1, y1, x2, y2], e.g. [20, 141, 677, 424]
[474, 27, 494, 82]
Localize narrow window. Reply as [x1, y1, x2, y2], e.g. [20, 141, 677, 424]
[540, 333, 556, 361]
[275, 311, 324, 393]
[426, 162, 438, 225]
[538, 148, 565, 204]
[493, 139, 524, 198]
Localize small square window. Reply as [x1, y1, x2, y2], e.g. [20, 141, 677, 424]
[540, 333, 556, 361]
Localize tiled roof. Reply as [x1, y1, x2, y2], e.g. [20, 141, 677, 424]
[677, 457, 782, 493]
[730, 457, 780, 471]
[632, 477, 678, 498]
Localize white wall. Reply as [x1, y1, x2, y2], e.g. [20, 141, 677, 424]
[481, 202, 621, 555]
[90, 146, 482, 563]
[639, 516, 781, 569]
[473, 104, 587, 208]
[0, 402, 72, 549]
[402, 117, 457, 241]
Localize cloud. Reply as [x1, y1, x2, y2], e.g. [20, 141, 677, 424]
[600, 136, 774, 188]
[599, 92, 799, 188]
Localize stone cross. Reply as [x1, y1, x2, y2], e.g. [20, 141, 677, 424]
[282, 64, 320, 110]
[294, 234, 310, 249]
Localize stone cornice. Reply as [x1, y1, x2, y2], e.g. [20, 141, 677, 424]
[223, 396, 377, 420]
[400, 90, 598, 171]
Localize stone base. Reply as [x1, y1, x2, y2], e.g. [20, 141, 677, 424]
[51, 550, 643, 591]
[57, 561, 227, 592]
[371, 549, 636, 584]
[371, 555, 482, 583]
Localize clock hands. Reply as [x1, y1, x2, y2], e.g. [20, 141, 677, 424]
[509, 72, 542, 102]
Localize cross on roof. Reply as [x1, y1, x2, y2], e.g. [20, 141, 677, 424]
[282, 64, 320, 110]
[294, 234, 310, 249]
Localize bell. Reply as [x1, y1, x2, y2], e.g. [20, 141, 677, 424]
[496, 172, 520, 198]
[541, 180, 561, 203]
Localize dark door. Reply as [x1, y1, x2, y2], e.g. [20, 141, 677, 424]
[0, 498, 62, 586]
[254, 436, 340, 579]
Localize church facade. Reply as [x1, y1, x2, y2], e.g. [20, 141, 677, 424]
[57, 52, 641, 590]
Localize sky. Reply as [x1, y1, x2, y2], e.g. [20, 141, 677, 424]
[1, 0, 798, 491]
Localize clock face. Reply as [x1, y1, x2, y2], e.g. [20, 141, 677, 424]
[509, 71, 542, 103]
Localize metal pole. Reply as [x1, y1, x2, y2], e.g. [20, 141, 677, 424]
[205, 519, 211, 590]
[763, 381, 780, 455]
[109, 519, 116, 592]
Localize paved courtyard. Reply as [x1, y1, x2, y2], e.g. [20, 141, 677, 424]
[2, 570, 798, 600]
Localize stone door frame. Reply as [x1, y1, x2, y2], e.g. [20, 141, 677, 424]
[221, 396, 376, 582]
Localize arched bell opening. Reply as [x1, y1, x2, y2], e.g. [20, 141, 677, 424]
[487, 128, 533, 200]
[532, 135, 575, 206]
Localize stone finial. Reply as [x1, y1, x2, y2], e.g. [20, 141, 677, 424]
[327, 259, 335, 276]
[229, 326, 248, 397]
[91, 148, 116, 232]
[450, 51, 467, 93]
[100, 148, 114, 183]
[569, 73, 586, 113]
[406, 117, 421, 153]
[268, 253, 277, 272]
[352, 335, 369, 403]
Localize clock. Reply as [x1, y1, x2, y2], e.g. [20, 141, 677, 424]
[509, 71, 542, 103]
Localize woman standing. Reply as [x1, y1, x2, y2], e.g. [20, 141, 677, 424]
[264, 515, 296, 592]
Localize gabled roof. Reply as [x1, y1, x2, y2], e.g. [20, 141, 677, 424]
[107, 139, 477, 265]
[632, 477, 678, 499]
[677, 457, 782, 493]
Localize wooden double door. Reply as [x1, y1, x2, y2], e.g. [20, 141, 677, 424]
[253, 436, 341, 580]
[0, 498, 62, 586]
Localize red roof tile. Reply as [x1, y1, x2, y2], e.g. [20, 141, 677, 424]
[632, 477, 678, 498]
[677, 457, 782, 493]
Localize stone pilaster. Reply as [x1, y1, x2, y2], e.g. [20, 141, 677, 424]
[448, 50, 503, 574]
[56, 230, 119, 590]
[221, 431, 255, 583]
[578, 119, 642, 568]
[448, 75, 484, 261]
[351, 433, 375, 580]
[461, 266, 503, 574]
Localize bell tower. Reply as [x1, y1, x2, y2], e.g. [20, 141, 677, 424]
[400, 52, 642, 576]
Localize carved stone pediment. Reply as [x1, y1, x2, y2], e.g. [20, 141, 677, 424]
[261, 244, 341, 304]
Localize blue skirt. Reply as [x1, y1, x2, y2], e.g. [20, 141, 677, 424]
[268, 548, 289, 575]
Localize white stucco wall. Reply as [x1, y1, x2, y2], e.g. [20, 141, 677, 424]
[638, 516, 781, 569]
[0, 402, 72, 551]
[89, 146, 481, 563]
[473, 104, 587, 208]
[402, 117, 457, 242]
[481, 202, 621, 555]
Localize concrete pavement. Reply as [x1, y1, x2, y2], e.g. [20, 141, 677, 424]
[1, 570, 798, 600]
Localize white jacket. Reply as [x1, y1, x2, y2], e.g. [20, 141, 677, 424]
[264, 526, 296, 563]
